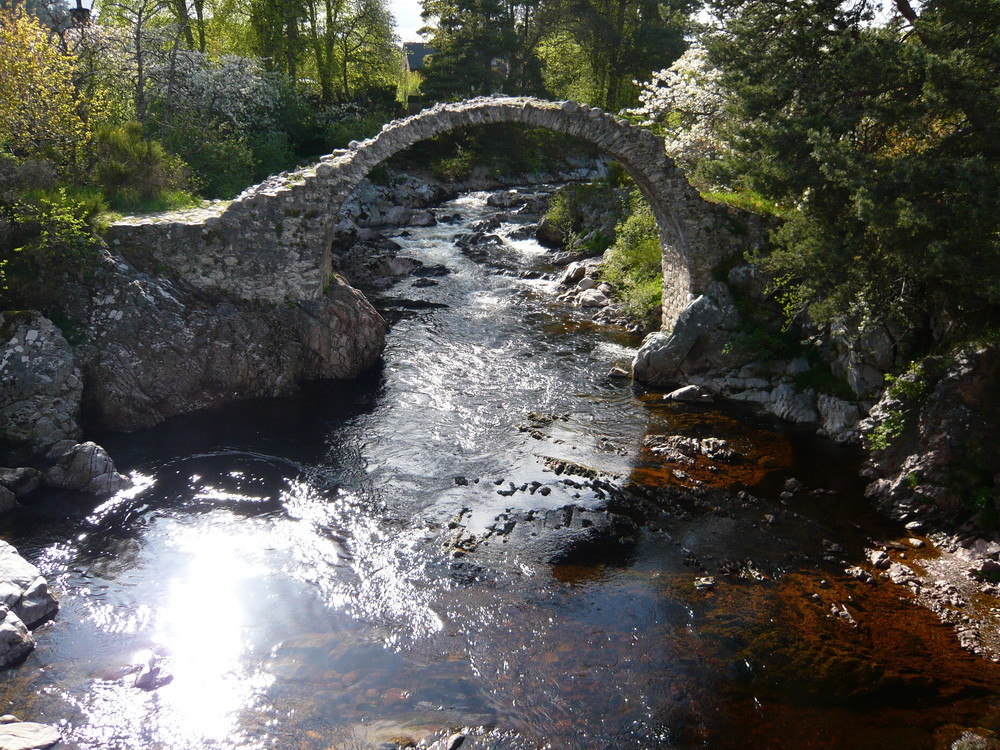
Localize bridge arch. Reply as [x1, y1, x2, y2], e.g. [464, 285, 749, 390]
[110, 97, 740, 329]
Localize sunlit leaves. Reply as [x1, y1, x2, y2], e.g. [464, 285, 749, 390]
[0, 5, 90, 168]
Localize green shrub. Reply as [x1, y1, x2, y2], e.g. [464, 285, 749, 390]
[866, 410, 907, 452]
[429, 145, 478, 181]
[600, 202, 663, 330]
[159, 117, 256, 200]
[6, 187, 104, 278]
[91, 123, 190, 210]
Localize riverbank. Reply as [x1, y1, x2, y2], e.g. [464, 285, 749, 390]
[1, 182, 998, 748]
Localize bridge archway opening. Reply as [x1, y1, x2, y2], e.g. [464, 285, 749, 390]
[298, 98, 707, 328]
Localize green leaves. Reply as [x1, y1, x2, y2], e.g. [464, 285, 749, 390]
[702, 0, 1000, 338]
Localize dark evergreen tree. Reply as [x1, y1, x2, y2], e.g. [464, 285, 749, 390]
[705, 0, 1000, 336]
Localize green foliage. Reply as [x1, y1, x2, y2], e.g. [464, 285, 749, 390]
[1, 187, 105, 301]
[421, 0, 696, 109]
[599, 199, 662, 330]
[91, 123, 193, 211]
[704, 0, 1000, 338]
[866, 410, 907, 453]
[541, 168, 631, 246]
[429, 146, 478, 182]
[0, 5, 90, 171]
[886, 364, 930, 402]
[700, 188, 783, 218]
[158, 116, 256, 199]
[421, 0, 545, 101]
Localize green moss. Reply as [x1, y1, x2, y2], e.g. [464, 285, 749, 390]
[701, 188, 785, 218]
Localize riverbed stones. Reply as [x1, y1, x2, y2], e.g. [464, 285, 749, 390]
[0, 722, 61, 750]
[0, 311, 83, 463]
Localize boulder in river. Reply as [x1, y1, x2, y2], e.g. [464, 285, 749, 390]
[0, 607, 34, 670]
[42, 441, 132, 497]
[0, 541, 58, 628]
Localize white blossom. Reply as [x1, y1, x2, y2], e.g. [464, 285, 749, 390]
[149, 51, 287, 131]
[631, 44, 728, 171]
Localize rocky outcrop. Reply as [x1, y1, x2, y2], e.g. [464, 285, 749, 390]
[860, 346, 1000, 524]
[0, 312, 83, 463]
[68, 255, 385, 432]
[632, 286, 741, 385]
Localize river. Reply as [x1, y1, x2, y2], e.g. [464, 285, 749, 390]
[1, 189, 999, 749]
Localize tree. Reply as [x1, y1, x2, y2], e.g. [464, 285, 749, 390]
[420, 0, 545, 100]
[304, 0, 398, 104]
[631, 42, 726, 173]
[557, 0, 694, 110]
[703, 0, 1000, 334]
[0, 4, 90, 168]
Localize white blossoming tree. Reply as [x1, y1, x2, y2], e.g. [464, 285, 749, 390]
[631, 44, 727, 175]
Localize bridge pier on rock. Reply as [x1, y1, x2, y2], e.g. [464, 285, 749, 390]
[107, 96, 762, 409]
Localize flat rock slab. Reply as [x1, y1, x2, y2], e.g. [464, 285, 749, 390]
[0, 722, 61, 750]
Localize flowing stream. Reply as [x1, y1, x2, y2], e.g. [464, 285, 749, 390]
[1, 189, 999, 749]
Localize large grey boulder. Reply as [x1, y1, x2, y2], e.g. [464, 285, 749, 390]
[632, 295, 726, 385]
[71, 259, 386, 432]
[768, 384, 819, 425]
[43, 441, 132, 496]
[0, 541, 58, 627]
[0, 311, 83, 463]
[817, 394, 861, 443]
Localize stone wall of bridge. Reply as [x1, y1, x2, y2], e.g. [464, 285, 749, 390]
[107, 96, 752, 330]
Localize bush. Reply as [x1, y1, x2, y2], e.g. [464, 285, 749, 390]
[1, 187, 105, 301]
[91, 123, 192, 211]
[600, 200, 663, 330]
[159, 116, 256, 200]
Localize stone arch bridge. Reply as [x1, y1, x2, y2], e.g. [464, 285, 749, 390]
[109, 96, 747, 329]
